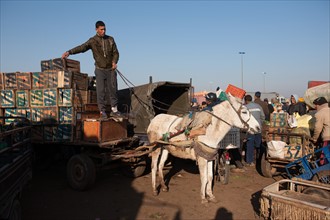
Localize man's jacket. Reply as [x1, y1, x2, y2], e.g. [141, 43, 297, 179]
[68, 34, 119, 69]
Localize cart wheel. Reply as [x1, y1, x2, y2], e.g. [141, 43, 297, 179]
[312, 170, 330, 184]
[8, 199, 21, 220]
[121, 157, 147, 178]
[218, 154, 230, 185]
[67, 154, 96, 191]
[303, 187, 330, 199]
[261, 153, 274, 178]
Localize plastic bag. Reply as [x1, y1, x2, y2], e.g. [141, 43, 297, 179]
[288, 115, 298, 128]
[267, 140, 286, 158]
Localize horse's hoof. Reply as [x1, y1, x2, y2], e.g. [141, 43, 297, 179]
[208, 197, 218, 203]
[162, 187, 169, 192]
[201, 199, 209, 204]
[152, 191, 158, 196]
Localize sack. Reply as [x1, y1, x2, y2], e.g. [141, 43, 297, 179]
[288, 115, 298, 128]
[267, 141, 286, 159]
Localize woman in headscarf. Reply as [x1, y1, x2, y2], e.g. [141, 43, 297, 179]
[288, 94, 306, 116]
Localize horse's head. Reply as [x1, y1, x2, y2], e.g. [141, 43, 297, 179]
[226, 93, 261, 134]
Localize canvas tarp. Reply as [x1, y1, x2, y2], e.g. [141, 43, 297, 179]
[118, 81, 192, 135]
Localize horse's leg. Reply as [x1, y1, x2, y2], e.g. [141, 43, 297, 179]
[197, 157, 208, 204]
[158, 149, 169, 192]
[206, 160, 218, 203]
[151, 147, 161, 196]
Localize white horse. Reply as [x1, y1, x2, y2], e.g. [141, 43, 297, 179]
[147, 93, 260, 204]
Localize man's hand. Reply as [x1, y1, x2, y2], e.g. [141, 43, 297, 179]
[62, 51, 70, 59]
[112, 62, 117, 70]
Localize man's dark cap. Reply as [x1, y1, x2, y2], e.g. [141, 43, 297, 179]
[313, 97, 328, 105]
[255, 91, 261, 97]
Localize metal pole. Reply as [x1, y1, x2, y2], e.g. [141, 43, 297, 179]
[263, 72, 266, 92]
[239, 52, 245, 89]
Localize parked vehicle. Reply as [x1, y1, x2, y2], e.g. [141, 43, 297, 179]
[0, 117, 32, 220]
[285, 144, 330, 183]
[260, 178, 330, 219]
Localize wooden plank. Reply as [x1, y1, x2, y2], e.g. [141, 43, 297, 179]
[74, 90, 88, 109]
[57, 71, 72, 88]
[0, 72, 4, 90]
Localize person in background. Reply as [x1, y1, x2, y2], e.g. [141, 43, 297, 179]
[264, 98, 274, 116]
[254, 91, 270, 121]
[282, 99, 290, 112]
[288, 94, 306, 116]
[62, 20, 121, 119]
[311, 97, 330, 147]
[244, 95, 265, 167]
[202, 92, 219, 111]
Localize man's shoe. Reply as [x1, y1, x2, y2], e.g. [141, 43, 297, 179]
[245, 162, 255, 167]
[110, 111, 123, 117]
[100, 111, 108, 119]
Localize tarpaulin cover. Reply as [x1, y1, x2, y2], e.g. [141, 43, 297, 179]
[118, 81, 191, 135]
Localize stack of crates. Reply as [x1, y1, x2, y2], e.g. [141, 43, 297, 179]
[267, 112, 309, 159]
[0, 58, 97, 143]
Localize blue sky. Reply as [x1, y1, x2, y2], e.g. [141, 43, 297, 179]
[1, 0, 329, 98]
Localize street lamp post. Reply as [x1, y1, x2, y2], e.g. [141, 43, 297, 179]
[263, 72, 266, 92]
[239, 52, 245, 89]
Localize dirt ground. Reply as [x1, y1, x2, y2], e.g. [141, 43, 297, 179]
[21, 157, 283, 220]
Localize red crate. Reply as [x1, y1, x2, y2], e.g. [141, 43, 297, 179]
[225, 84, 246, 99]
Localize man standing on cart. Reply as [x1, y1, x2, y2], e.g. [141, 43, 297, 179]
[62, 20, 121, 119]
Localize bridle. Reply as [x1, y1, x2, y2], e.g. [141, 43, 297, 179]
[206, 100, 253, 132]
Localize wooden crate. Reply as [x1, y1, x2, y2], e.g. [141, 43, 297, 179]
[31, 107, 43, 124]
[16, 90, 30, 108]
[72, 72, 88, 90]
[57, 124, 73, 141]
[44, 126, 57, 142]
[43, 107, 58, 124]
[270, 112, 289, 128]
[4, 72, 17, 89]
[225, 84, 246, 99]
[0, 72, 3, 90]
[0, 90, 15, 108]
[16, 72, 32, 89]
[57, 70, 72, 88]
[59, 107, 74, 124]
[83, 103, 111, 112]
[83, 119, 127, 142]
[43, 88, 57, 107]
[32, 72, 45, 89]
[58, 88, 73, 106]
[30, 89, 43, 107]
[43, 70, 58, 88]
[74, 90, 88, 109]
[4, 108, 17, 124]
[16, 108, 31, 121]
[41, 58, 80, 73]
[88, 90, 97, 103]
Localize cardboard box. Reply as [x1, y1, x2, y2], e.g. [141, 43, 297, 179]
[83, 119, 127, 142]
